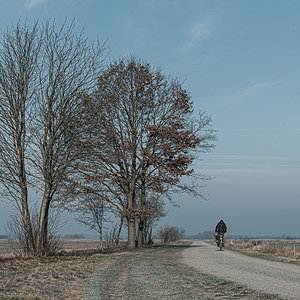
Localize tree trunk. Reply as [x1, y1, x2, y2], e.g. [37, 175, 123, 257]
[137, 180, 146, 248]
[18, 108, 36, 254]
[98, 202, 103, 241]
[19, 146, 36, 255]
[22, 206, 35, 255]
[20, 181, 36, 255]
[143, 219, 148, 244]
[148, 219, 153, 244]
[127, 217, 136, 249]
[127, 176, 136, 249]
[137, 219, 144, 248]
[37, 183, 51, 256]
[116, 216, 124, 245]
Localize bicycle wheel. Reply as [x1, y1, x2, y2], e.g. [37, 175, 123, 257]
[219, 240, 223, 251]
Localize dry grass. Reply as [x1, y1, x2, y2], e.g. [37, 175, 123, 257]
[0, 240, 13, 256]
[227, 239, 300, 263]
[0, 241, 282, 300]
[0, 238, 126, 257]
[0, 241, 127, 300]
[0, 254, 95, 299]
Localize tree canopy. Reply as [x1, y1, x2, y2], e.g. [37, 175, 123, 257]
[64, 56, 216, 248]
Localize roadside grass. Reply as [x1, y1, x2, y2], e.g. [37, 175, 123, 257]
[0, 238, 127, 257]
[0, 241, 283, 299]
[87, 243, 282, 300]
[226, 239, 300, 264]
[0, 240, 12, 256]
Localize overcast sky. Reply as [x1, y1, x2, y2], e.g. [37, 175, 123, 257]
[0, 0, 299, 237]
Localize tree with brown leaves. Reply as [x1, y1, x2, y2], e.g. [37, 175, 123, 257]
[65, 56, 215, 249]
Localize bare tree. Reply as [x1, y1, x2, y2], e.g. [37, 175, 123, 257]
[141, 193, 167, 245]
[72, 195, 111, 241]
[31, 20, 105, 255]
[0, 21, 41, 254]
[7, 206, 63, 256]
[76, 199, 106, 241]
[0, 20, 106, 256]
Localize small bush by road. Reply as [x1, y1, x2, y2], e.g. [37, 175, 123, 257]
[157, 225, 185, 243]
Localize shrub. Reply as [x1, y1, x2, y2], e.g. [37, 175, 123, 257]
[158, 225, 185, 243]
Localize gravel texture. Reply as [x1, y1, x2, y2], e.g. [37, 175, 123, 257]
[0, 241, 287, 299]
[88, 244, 281, 299]
[181, 241, 300, 300]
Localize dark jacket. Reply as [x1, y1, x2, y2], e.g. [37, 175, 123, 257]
[215, 220, 227, 233]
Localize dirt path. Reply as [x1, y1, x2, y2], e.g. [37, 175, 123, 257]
[181, 241, 300, 300]
[0, 243, 286, 299]
[88, 245, 282, 299]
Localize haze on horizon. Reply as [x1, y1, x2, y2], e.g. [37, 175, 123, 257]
[0, 0, 299, 238]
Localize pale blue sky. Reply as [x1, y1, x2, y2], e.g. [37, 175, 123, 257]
[0, 0, 299, 236]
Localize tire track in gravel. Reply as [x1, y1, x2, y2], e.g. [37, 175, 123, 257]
[88, 245, 283, 299]
[181, 241, 300, 300]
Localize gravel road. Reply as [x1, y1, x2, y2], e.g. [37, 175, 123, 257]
[87, 244, 279, 299]
[181, 241, 300, 300]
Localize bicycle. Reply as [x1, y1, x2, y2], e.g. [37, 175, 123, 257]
[214, 233, 225, 251]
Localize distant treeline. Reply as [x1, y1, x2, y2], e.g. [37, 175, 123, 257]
[63, 234, 85, 239]
[0, 233, 97, 240]
[187, 231, 215, 240]
[188, 231, 300, 240]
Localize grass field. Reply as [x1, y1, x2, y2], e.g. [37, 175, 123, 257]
[1, 237, 300, 259]
[226, 239, 300, 264]
[0, 240, 12, 255]
[0, 238, 296, 299]
[0, 242, 281, 299]
[0, 238, 104, 256]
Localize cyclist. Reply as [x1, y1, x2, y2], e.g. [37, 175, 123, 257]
[214, 219, 227, 246]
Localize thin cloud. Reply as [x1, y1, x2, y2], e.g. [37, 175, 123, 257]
[197, 154, 300, 176]
[181, 14, 219, 52]
[221, 128, 300, 132]
[25, 0, 45, 9]
[229, 81, 281, 103]
[189, 18, 213, 39]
